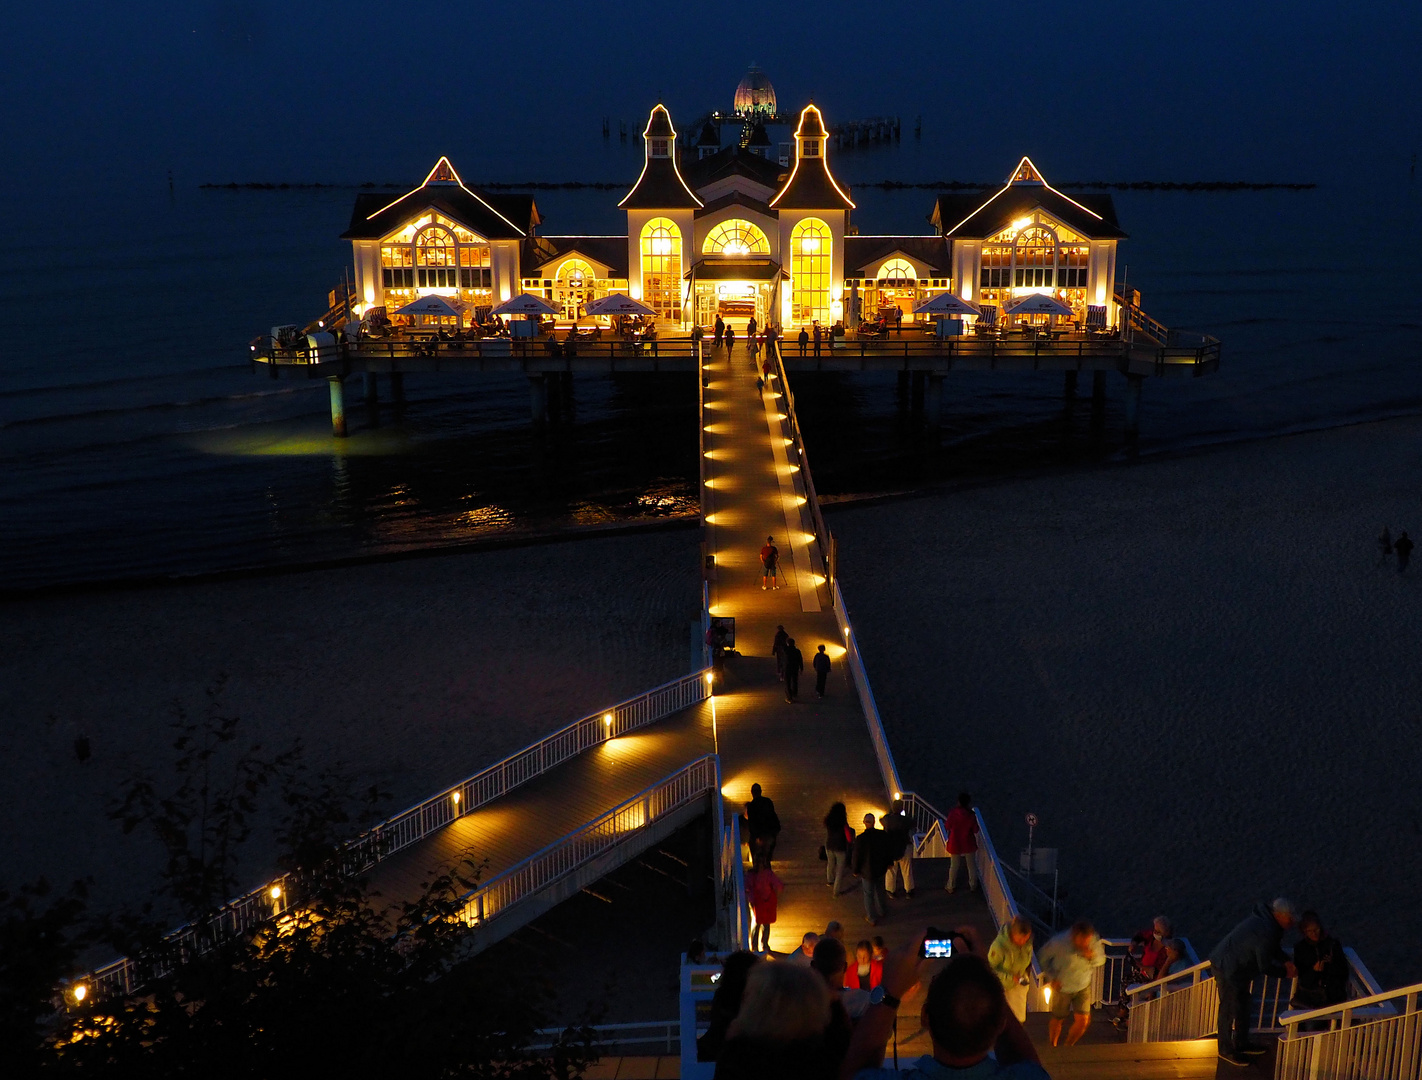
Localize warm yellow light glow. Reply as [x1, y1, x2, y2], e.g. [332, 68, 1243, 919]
[800, 235, 821, 253]
[651, 237, 673, 256]
[451, 790, 461, 804]
[1043, 986, 1052, 1005]
[794, 496, 807, 506]
[1012, 216, 1033, 232]
[604, 712, 614, 726]
[782, 438, 793, 447]
[844, 626, 851, 635]
[269, 885, 282, 901]
[71, 983, 88, 1003]
[705, 672, 715, 685]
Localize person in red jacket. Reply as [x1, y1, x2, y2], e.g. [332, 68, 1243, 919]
[844, 939, 883, 989]
[746, 863, 784, 953]
[944, 791, 980, 894]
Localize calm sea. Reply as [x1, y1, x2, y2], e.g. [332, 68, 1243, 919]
[2, 147, 1420, 591]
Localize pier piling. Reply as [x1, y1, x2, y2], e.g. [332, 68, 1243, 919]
[926, 373, 944, 431]
[364, 372, 378, 407]
[389, 372, 405, 408]
[1064, 370, 1078, 400]
[528, 374, 549, 425]
[328, 376, 347, 437]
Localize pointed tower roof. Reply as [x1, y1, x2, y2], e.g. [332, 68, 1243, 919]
[340, 156, 533, 239]
[770, 104, 854, 210]
[619, 105, 703, 210]
[747, 122, 772, 148]
[929, 155, 1125, 239]
[697, 120, 720, 147]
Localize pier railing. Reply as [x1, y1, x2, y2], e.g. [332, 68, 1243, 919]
[781, 329, 1219, 371]
[252, 334, 702, 366]
[1276, 979, 1421, 1080]
[87, 669, 712, 997]
[458, 755, 720, 929]
[767, 338, 835, 586]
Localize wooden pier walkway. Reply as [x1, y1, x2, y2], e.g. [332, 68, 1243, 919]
[701, 340, 995, 955]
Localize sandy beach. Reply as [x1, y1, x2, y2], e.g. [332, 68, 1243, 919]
[6, 416, 1422, 991]
[833, 416, 1422, 988]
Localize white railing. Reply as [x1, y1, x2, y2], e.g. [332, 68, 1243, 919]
[1276, 982, 1421, 1080]
[458, 755, 720, 927]
[88, 670, 712, 997]
[681, 962, 725, 1080]
[530, 1019, 680, 1055]
[719, 816, 750, 951]
[833, 578, 904, 802]
[767, 338, 834, 586]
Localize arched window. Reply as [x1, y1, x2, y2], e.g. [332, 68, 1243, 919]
[380, 216, 491, 295]
[704, 219, 770, 256]
[640, 218, 682, 321]
[790, 218, 831, 325]
[1012, 225, 1057, 288]
[555, 258, 597, 320]
[876, 258, 917, 285]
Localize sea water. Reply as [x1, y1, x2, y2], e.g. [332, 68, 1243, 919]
[2, 156, 1420, 591]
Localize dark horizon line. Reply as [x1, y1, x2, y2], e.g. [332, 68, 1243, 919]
[198, 178, 1318, 193]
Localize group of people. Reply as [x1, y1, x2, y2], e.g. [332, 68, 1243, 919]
[697, 925, 1050, 1080]
[771, 623, 833, 703]
[1378, 525, 1414, 571]
[710, 314, 779, 359]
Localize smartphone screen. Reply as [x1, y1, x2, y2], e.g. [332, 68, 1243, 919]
[922, 938, 953, 959]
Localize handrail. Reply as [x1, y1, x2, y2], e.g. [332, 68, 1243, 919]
[457, 755, 721, 928]
[1126, 958, 1212, 998]
[832, 578, 903, 801]
[721, 816, 750, 951]
[1279, 980, 1420, 1026]
[87, 669, 712, 997]
[767, 337, 835, 586]
[253, 335, 704, 366]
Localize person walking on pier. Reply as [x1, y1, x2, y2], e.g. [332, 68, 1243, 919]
[813, 644, 832, 698]
[714, 314, 725, 347]
[746, 862, 784, 953]
[1209, 897, 1298, 1066]
[724, 325, 736, 357]
[798, 326, 809, 356]
[783, 637, 804, 702]
[944, 792, 980, 894]
[1396, 530, 1414, 572]
[881, 799, 915, 898]
[761, 535, 780, 590]
[852, 813, 891, 925]
[772, 624, 789, 680]
[1040, 919, 1106, 1047]
[743, 783, 782, 868]
[989, 916, 1035, 1023]
[824, 802, 855, 896]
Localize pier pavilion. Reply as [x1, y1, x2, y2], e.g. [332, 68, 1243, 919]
[257, 96, 1219, 441]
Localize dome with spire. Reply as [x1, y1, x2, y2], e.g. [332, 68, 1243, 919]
[733, 66, 776, 119]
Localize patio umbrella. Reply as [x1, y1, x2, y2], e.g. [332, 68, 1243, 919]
[491, 293, 559, 317]
[583, 293, 657, 317]
[912, 292, 980, 316]
[1003, 294, 1073, 317]
[394, 295, 463, 318]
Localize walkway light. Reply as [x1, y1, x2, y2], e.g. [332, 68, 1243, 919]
[604, 712, 614, 727]
[1042, 986, 1052, 1006]
[269, 885, 282, 901]
[705, 672, 714, 685]
[451, 790, 461, 805]
[71, 982, 88, 1003]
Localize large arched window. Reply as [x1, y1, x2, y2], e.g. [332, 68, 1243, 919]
[640, 218, 682, 321]
[1012, 225, 1057, 288]
[876, 258, 917, 285]
[554, 258, 597, 320]
[380, 216, 491, 296]
[790, 218, 831, 325]
[704, 219, 770, 256]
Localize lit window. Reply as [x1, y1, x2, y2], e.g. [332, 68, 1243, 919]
[704, 219, 770, 256]
[650, 137, 670, 158]
[790, 218, 831, 324]
[380, 218, 491, 295]
[640, 218, 682, 322]
[803, 139, 820, 157]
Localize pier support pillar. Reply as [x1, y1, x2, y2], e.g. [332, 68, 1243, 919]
[910, 370, 926, 413]
[528, 374, 549, 426]
[1091, 371, 1107, 428]
[1123, 374, 1143, 444]
[1064, 370, 1078, 399]
[925, 373, 944, 430]
[328, 376, 347, 438]
[364, 371, 378, 406]
[389, 372, 406, 407]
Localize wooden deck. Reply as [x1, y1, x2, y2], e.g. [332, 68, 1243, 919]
[702, 341, 996, 954]
[363, 702, 714, 910]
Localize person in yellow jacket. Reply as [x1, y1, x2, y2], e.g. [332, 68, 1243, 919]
[989, 916, 1035, 1022]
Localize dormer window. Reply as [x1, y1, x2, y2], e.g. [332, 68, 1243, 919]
[650, 137, 670, 158]
[802, 139, 820, 157]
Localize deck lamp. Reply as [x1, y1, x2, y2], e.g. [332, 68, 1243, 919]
[451, 791, 461, 805]
[705, 672, 715, 685]
[604, 712, 614, 728]
[269, 885, 282, 901]
[70, 982, 88, 1004]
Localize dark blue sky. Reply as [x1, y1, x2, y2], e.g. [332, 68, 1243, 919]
[4, 0, 1419, 191]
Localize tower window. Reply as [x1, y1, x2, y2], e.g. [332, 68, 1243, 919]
[802, 139, 820, 157]
[650, 138, 670, 158]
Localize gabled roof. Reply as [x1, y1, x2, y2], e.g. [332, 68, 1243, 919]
[696, 120, 720, 148]
[694, 190, 778, 220]
[532, 236, 629, 278]
[930, 156, 1126, 240]
[770, 105, 854, 210]
[682, 144, 785, 195]
[341, 157, 534, 240]
[619, 105, 703, 210]
[844, 235, 950, 277]
[686, 257, 783, 281]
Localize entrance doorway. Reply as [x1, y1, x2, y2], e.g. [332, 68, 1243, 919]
[695, 281, 770, 328]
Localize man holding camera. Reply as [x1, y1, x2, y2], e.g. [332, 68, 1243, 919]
[839, 927, 1047, 1080]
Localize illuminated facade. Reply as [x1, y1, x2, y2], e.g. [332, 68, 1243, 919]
[342, 120, 1124, 334]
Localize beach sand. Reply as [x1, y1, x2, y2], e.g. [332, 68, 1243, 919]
[0, 529, 701, 919]
[7, 416, 1422, 993]
[832, 416, 1422, 988]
